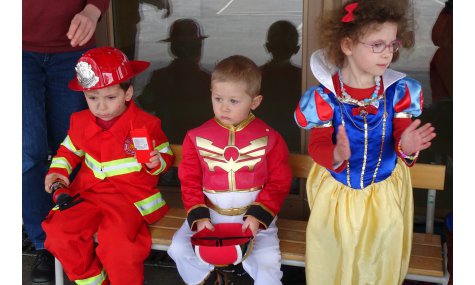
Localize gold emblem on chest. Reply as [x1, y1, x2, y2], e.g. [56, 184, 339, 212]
[196, 136, 268, 172]
[196, 136, 268, 191]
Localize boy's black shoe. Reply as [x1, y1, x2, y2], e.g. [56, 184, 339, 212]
[31, 249, 55, 283]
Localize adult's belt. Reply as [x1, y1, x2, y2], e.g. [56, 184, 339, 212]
[205, 197, 249, 216]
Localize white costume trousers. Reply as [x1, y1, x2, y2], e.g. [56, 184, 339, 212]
[168, 193, 283, 285]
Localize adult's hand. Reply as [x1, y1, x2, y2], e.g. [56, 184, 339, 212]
[67, 4, 102, 47]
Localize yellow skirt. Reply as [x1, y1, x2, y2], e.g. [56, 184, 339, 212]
[305, 159, 413, 285]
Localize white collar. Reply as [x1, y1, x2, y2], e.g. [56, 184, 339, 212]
[309, 49, 406, 94]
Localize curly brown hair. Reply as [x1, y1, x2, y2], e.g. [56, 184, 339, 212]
[317, 0, 415, 68]
[212, 55, 262, 97]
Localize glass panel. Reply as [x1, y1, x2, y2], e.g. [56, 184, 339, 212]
[113, 0, 304, 193]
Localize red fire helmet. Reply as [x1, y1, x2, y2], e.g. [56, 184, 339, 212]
[191, 223, 254, 267]
[68, 47, 150, 91]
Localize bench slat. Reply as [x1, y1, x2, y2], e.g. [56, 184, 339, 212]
[150, 216, 185, 230]
[412, 233, 441, 247]
[288, 154, 314, 178]
[280, 240, 305, 262]
[411, 244, 443, 259]
[408, 256, 444, 277]
[150, 228, 175, 246]
[149, 212, 447, 277]
[276, 219, 307, 232]
[166, 207, 187, 218]
[278, 229, 305, 244]
[409, 164, 446, 190]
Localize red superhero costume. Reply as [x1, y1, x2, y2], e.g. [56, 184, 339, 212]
[180, 114, 291, 229]
[168, 114, 292, 285]
[42, 100, 173, 285]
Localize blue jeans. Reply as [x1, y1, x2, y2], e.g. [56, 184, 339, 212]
[22, 50, 89, 249]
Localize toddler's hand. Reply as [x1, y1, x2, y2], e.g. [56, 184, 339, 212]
[67, 4, 101, 47]
[196, 220, 214, 232]
[333, 125, 351, 164]
[44, 173, 70, 193]
[145, 149, 161, 169]
[242, 216, 260, 237]
[400, 119, 436, 155]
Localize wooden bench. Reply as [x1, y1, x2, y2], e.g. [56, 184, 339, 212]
[55, 144, 450, 285]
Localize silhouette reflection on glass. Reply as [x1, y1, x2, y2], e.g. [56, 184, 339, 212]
[138, 18, 213, 144]
[113, 0, 172, 60]
[256, 20, 302, 152]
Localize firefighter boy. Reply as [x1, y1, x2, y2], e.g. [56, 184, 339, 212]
[42, 47, 173, 285]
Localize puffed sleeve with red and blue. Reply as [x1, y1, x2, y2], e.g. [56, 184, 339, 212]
[294, 85, 344, 170]
[392, 77, 424, 166]
[294, 85, 335, 130]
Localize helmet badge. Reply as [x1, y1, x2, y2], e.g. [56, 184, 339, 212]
[75, 61, 99, 89]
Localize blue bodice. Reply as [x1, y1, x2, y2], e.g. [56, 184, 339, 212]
[328, 86, 397, 189]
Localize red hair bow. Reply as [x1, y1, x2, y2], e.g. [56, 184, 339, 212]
[341, 2, 358, 23]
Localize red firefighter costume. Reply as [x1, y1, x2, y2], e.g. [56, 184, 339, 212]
[42, 100, 173, 285]
[167, 114, 292, 285]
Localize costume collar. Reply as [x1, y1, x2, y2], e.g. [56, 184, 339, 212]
[84, 100, 139, 140]
[214, 113, 255, 132]
[309, 49, 406, 95]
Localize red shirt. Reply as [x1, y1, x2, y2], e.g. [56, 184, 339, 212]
[22, 0, 110, 53]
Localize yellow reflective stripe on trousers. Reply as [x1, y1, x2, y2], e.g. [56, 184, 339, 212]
[85, 154, 142, 180]
[50, 157, 73, 174]
[61, 135, 85, 157]
[134, 192, 166, 216]
[75, 268, 107, 285]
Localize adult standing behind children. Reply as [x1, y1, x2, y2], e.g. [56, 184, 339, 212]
[22, 0, 109, 282]
[294, 1, 436, 284]
[42, 47, 173, 285]
[168, 55, 292, 285]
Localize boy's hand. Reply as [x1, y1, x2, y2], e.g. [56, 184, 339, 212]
[196, 220, 214, 232]
[242, 216, 260, 237]
[333, 125, 351, 164]
[400, 119, 436, 155]
[67, 4, 101, 47]
[45, 173, 70, 193]
[144, 149, 161, 169]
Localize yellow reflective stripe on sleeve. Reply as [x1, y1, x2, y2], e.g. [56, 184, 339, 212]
[50, 157, 73, 174]
[146, 142, 172, 175]
[61, 135, 85, 157]
[147, 155, 166, 175]
[155, 142, 173, 155]
[84, 154, 142, 180]
[134, 192, 166, 216]
[75, 268, 107, 285]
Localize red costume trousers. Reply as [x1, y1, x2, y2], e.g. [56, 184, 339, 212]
[42, 183, 151, 285]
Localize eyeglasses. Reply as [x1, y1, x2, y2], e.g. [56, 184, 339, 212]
[359, 40, 402, 53]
